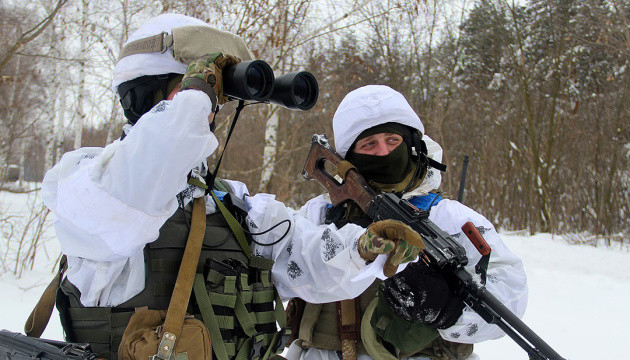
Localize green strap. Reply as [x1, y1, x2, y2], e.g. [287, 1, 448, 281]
[213, 178, 231, 193]
[252, 290, 275, 304]
[234, 291, 257, 338]
[193, 274, 230, 360]
[261, 290, 289, 359]
[208, 291, 236, 308]
[274, 291, 287, 328]
[234, 337, 254, 360]
[240, 273, 250, 291]
[249, 256, 274, 270]
[188, 176, 208, 190]
[211, 192, 252, 259]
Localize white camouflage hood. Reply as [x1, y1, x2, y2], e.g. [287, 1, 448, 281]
[332, 85, 443, 194]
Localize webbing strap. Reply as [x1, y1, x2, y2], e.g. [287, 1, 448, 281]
[24, 255, 67, 337]
[255, 311, 277, 324]
[252, 290, 275, 303]
[118, 32, 173, 60]
[208, 292, 236, 308]
[194, 274, 231, 360]
[261, 270, 271, 287]
[234, 291, 257, 337]
[234, 337, 254, 360]
[206, 269, 226, 285]
[250, 256, 274, 270]
[158, 196, 207, 360]
[274, 292, 287, 328]
[260, 291, 290, 359]
[211, 191, 251, 258]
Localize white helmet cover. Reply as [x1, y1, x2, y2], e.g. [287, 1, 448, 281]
[112, 14, 209, 90]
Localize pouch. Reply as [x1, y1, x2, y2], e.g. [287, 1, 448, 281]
[118, 308, 212, 360]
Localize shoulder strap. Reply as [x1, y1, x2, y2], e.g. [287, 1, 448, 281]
[156, 196, 207, 360]
[211, 191, 251, 259]
[338, 299, 361, 360]
[24, 255, 67, 338]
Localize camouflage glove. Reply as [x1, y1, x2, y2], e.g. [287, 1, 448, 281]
[358, 219, 425, 277]
[180, 52, 241, 108]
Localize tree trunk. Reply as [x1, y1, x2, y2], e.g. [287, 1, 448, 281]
[258, 106, 279, 192]
[73, 0, 88, 150]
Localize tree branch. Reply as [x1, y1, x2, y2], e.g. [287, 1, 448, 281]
[0, 0, 69, 73]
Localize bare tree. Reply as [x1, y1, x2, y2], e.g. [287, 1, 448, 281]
[0, 0, 68, 74]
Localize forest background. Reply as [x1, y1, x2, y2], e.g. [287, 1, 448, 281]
[1, 0, 629, 248]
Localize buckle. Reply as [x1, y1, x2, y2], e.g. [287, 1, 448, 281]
[159, 32, 173, 53]
[272, 327, 292, 353]
[249, 332, 264, 360]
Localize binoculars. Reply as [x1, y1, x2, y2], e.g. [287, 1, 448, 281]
[223, 60, 319, 110]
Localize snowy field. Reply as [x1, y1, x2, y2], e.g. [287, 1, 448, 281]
[1, 189, 628, 360]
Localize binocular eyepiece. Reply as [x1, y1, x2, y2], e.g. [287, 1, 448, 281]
[222, 60, 319, 110]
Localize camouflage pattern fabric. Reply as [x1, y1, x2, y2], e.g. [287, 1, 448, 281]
[413, 337, 474, 360]
[358, 219, 425, 277]
[180, 52, 241, 107]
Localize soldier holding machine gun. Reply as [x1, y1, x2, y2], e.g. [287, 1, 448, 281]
[290, 85, 531, 360]
[21, 15, 431, 360]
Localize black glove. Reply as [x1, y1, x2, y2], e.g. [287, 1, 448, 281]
[381, 260, 466, 329]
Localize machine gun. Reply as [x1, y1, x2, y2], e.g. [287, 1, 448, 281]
[0, 330, 98, 360]
[301, 134, 566, 360]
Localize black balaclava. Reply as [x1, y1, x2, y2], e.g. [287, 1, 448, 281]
[345, 123, 416, 185]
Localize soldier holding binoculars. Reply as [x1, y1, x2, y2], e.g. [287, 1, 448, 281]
[39, 13, 425, 360]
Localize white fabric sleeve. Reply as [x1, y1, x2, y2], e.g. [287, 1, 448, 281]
[429, 199, 528, 343]
[41, 90, 218, 261]
[246, 194, 384, 303]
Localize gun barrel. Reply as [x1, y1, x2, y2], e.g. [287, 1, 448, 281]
[455, 275, 567, 360]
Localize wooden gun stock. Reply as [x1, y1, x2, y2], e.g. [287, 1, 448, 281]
[301, 134, 374, 212]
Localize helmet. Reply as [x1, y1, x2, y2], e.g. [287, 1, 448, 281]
[113, 14, 255, 124]
[112, 14, 209, 91]
[113, 14, 209, 124]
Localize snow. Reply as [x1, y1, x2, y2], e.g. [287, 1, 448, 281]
[1, 190, 629, 360]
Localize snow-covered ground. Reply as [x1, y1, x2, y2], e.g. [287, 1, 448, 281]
[1, 189, 628, 360]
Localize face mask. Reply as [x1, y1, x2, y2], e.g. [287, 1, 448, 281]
[346, 143, 412, 184]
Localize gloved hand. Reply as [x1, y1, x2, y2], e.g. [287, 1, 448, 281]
[358, 219, 424, 277]
[381, 260, 466, 329]
[180, 52, 241, 108]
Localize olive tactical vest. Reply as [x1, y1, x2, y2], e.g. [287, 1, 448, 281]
[56, 186, 288, 360]
[295, 196, 473, 360]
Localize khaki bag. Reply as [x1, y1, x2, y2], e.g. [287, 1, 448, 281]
[118, 308, 211, 360]
[118, 196, 210, 360]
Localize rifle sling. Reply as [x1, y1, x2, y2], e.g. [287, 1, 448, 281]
[25, 256, 67, 338]
[157, 196, 207, 360]
[337, 299, 360, 360]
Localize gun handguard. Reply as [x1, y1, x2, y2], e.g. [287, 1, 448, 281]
[301, 134, 567, 360]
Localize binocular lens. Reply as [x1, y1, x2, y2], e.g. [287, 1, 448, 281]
[223, 60, 274, 101]
[223, 59, 319, 110]
[269, 72, 319, 110]
[294, 77, 310, 104]
[246, 66, 266, 97]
